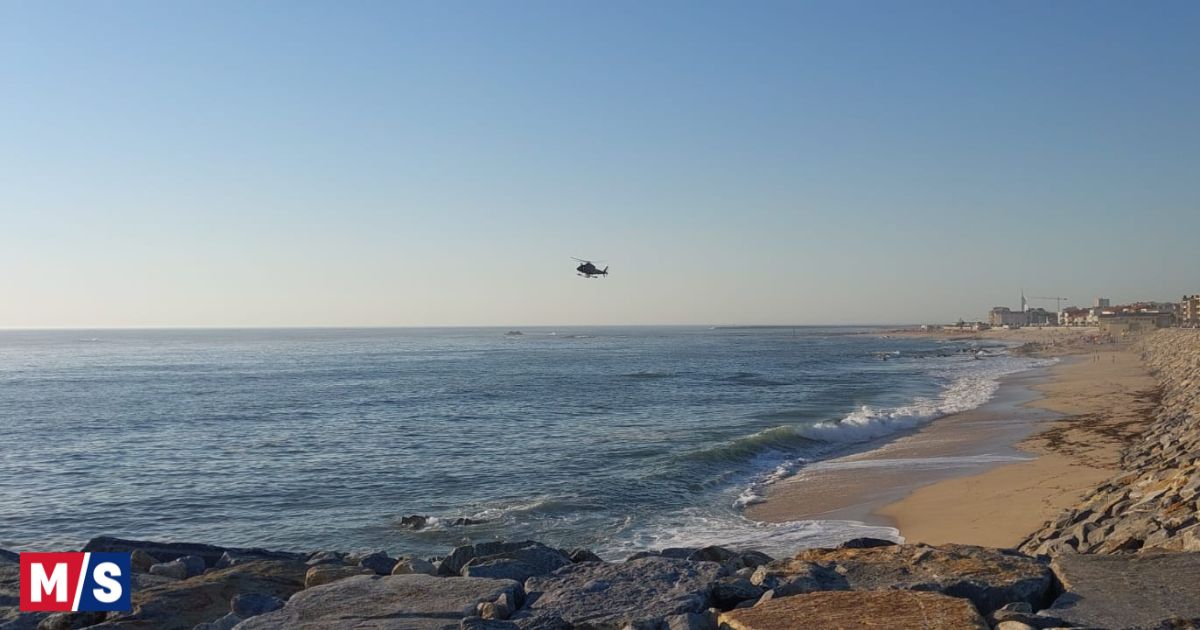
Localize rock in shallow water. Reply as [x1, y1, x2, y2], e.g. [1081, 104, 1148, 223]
[236, 574, 523, 630]
[401, 515, 430, 530]
[717, 590, 988, 630]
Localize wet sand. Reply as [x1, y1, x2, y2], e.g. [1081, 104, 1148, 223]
[747, 331, 1156, 548]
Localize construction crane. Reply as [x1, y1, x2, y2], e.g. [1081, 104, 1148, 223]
[1030, 296, 1070, 311]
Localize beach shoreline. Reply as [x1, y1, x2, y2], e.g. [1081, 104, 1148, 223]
[747, 326, 1155, 548]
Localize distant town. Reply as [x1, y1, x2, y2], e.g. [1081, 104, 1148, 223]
[928, 292, 1200, 334]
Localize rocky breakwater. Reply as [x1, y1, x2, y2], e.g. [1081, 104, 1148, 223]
[1021, 329, 1200, 556]
[3, 537, 1077, 630]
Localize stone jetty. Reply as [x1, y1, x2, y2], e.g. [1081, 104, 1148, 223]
[4, 329, 1200, 629]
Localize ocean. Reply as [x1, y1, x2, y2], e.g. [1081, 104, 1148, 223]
[0, 327, 1046, 558]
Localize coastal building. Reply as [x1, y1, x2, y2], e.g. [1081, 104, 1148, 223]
[1097, 312, 1174, 334]
[1059, 307, 1090, 326]
[942, 321, 991, 331]
[1096, 298, 1111, 308]
[1025, 307, 1056, 326]
[1182, 295, 1200, 327]
[988, 307, 1027, 328]
[987, 291, 1061, 327]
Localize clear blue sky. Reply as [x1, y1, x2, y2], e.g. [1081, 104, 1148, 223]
[2, 1, 1197, 327]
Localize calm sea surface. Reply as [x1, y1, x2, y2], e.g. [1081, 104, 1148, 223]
[0, 327, 1042, 557]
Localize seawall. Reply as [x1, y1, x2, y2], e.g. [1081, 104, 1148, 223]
[1021, 328, 1200, 554]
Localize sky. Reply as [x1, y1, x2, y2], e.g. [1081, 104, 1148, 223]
[2, 1, 1198, 328]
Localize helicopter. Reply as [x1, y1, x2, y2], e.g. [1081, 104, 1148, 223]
[573, 258, 609, 278]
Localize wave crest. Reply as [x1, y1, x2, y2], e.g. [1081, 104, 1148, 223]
[685, 426, 819, 464]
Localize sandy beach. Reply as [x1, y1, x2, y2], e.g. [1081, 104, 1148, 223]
[748, 327, 1158, 548]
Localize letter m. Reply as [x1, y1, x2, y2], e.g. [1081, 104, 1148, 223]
[31, 563, 68, 603]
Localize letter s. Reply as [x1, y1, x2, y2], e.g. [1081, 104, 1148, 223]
[91, 562, 122, 604]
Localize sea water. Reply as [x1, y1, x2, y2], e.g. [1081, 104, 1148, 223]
[0, 327, 1047, 558]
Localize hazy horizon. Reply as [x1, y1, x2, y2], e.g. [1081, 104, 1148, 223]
[4, 1, 1198, 328]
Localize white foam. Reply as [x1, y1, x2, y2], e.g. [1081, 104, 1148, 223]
[799, 355, 1055, 443]
[805, 454, 1032, 472]
[730, 353, 1055, 513]
[734, 458, 806, 508]
[604, 508, 902, 559]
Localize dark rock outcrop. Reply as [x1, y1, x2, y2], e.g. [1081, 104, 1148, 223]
[356, 551, 397, 575]
[82, 537, 302, 570]
[565, 548, 602, 564]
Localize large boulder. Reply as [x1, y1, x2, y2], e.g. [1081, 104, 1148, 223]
[518, 556, 725, 629]
[148, 556, 205, 580]
[82, 537, 302, 570]
[717, 590, 988, 630]
[462, 546, 572, 583]
[565, 549, 603, 564]
[440, 542, 569, 579]
[760, 543, 1052, 615]
[303, 565, 374, 589]
[1046, 552, 1200, 629]
[356, 551, 397, 576]
[236, 574, 522, 629]
[86, 559, 306, 629]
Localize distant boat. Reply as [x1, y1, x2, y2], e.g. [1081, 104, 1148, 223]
[505, 330, 524, 336]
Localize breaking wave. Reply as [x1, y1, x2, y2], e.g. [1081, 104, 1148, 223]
[684, 426, 819, 464]
[728, 354, 1056, 510]
[604, 508, 902, 559]
[799, 356, 1055, 443]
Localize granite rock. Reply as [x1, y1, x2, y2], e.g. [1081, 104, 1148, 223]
[303, 564, 374, 589]
[1045, 552, 1200, 629]
[236, 574, 523, 630]
[520, 556, 724, 629]
[716, 590, 988, 630]
[764, 543, 1052, 615]
[86, 559, 305, 630]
